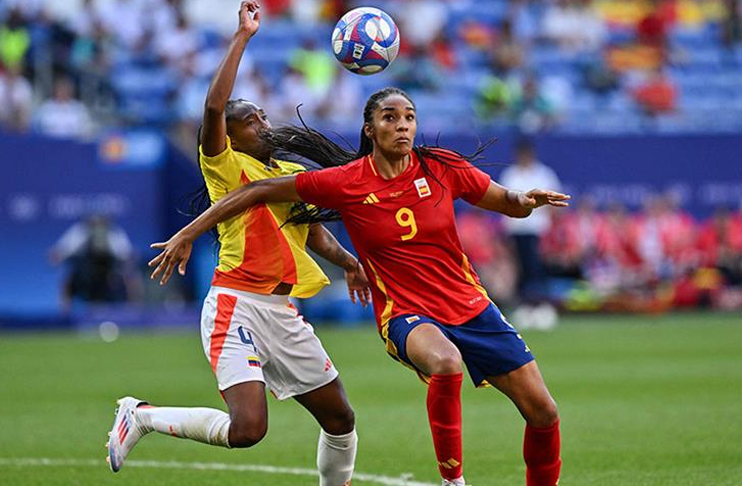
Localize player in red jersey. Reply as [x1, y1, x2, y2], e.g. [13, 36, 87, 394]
[149, 87, 570, 486]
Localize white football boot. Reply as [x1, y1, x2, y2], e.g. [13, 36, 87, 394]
[442, 478, 468, 486]
[106, 396, 149, 472]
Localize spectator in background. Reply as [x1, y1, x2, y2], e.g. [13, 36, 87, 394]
[149, 0, 181, 35]
[396, 0, 447, 50]
[68, 0, 100, 38]
[593, 203, 644, 289]
[510, 74, 558, 132]
[2, 0, 45, 21]
[635, 196, 673, 280]
[0, 63, 32, 132]
[637, 0, 670, 49]
[697, 206, 742, 284]
[260, 0, 292, 18]
[659, 192, 698, 272]
[394, 45, 444, 92]
[95, 0, 145, 50]
[722, 0, 742, 46]
[509, 0, 539, 45]
[457, 209, 518, 305]
[49, 215, 136, 306]
[0, 8, 30, 71]
[540, 208, 585, 279]
[316, 68, 362, 126]
[279, 66, 323, 120]
[542, 0, 607, 54]
[490, 19, 525, 75]
[499, 140, 563, 301]
[154, 9, 199, 71]
[289, 39, 336, 98]
[290, 0, 324, 25]
[34, 77, 93, 139]
[429, 31, 457, 71]
[632, 66, 678, 115]
[475, 75, 513, 120]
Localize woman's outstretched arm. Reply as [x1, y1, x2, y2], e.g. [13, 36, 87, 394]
[149, 176, 299, 284]
[201, 1, 261, 156]
[475, 181, 570, 218]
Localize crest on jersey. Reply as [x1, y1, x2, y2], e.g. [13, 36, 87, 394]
[414, 178, 431, 198]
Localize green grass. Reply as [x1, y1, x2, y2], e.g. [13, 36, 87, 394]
[1, 313, 741, 485]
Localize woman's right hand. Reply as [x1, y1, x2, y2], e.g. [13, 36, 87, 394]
[148, 233, 194, 285]
[238, 0, 261, 38]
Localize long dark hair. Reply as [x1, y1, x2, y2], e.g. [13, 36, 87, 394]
[263, 87, 493, 224]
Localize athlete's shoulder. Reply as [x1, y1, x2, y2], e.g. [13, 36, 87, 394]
[422, 147, 471, 168]
[316, 157, 367, 180]
[199, 136, 236, 163]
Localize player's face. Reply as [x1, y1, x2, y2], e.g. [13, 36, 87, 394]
[227, 102, 273, 161]
[367, 94, 417, 159]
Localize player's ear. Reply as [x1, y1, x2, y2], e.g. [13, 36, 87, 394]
[363, 122, 373, 140]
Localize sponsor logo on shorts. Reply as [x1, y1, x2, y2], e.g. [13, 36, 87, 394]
[405, 315, 420, 324]
[414, 177, 431, 198]
[247, 356, 261, 368]
[324, 358, 333, 372]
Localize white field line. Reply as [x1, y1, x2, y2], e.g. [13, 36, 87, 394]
[0, 457, 437, 486]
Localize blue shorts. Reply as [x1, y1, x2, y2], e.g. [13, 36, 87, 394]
[384, 303, 534, 387]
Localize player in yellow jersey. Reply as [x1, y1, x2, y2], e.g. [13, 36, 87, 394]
[106, 4, 366, 485]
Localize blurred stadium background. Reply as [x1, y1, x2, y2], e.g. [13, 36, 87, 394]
[0, 0, 741, 485]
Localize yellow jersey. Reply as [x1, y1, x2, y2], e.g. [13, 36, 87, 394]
[199, 137, 330, 298]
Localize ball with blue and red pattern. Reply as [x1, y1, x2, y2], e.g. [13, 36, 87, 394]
[332, 7, 400, 75]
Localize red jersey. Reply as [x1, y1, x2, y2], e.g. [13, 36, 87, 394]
[295, 149, 492, 330]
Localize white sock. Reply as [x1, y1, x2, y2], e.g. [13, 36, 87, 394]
[317, 428, 357, 486]
[442, 477, 466, 486]
[135, 406, 231, 448]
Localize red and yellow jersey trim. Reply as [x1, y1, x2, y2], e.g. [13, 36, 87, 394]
[200, 137, 329, 298]
[460, 252, 489, 300]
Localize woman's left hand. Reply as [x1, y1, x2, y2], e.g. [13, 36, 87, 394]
[518, 189, 571, 209]
[148, 233, 194, 285]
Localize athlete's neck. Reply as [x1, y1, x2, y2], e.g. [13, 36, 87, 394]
[371, 150, 411, 180]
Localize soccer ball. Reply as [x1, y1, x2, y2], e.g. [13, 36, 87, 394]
[331, 7, 400, 75]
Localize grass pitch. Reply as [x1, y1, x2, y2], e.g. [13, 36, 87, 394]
[0, 312, 740, 485]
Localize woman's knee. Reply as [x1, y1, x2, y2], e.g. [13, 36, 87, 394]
[228, 417, 268, 448]
[323, 405, 355, 435]
[527, 397, 559, 428]
[406, 325, 462, 375]
[428, 352, 463, 375]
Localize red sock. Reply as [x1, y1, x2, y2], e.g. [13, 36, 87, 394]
[427, 373, 464, 481]
[524, 419, 561, 486]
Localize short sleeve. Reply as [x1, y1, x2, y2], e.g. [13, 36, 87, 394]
[439, 151, 491, 205]
[199, 137, 241, 199]
[295, 166, 347, 210]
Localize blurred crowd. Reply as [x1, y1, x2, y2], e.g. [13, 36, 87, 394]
[459, 150, 742, 313]
[2, 0, 742, 144]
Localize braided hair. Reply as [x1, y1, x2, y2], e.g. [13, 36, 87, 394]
[263, 87, 493, 225]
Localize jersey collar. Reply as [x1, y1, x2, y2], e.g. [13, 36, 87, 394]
[367, 151, 417, 181]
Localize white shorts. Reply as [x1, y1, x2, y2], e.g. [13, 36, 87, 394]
[200, 286, 338, 400]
